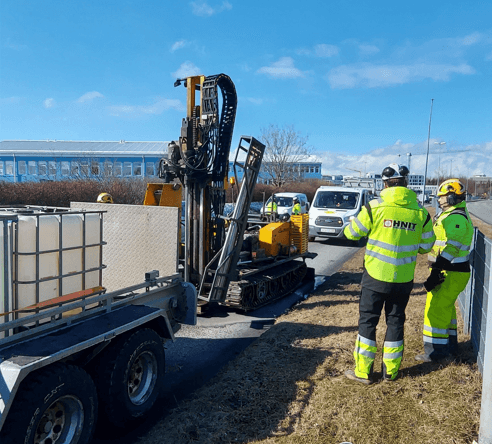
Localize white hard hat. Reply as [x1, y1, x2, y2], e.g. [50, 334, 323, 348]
[381, 163, 409, 181]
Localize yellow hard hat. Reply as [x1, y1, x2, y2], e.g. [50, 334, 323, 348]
[97, 192, 113, 203]
[437, 179, 465, 197]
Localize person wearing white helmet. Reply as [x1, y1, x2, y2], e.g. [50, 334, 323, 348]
[292, 196, 301, 215]
[343, 163, 435, 384]
[415, 178, 473, 362]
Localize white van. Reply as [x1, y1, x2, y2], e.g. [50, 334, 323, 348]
[262, 192, 309, 216]
[308, 186, 374, 241]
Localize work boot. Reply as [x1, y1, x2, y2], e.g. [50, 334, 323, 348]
[344, 369, 372, 385]
[382, 371, 399, 382]
[415, 353, 448, 362]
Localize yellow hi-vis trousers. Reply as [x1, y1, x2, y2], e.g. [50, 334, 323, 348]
[423, 270, 470, 358]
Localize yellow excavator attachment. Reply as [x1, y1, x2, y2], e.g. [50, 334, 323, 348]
[143, 183, 182, 207]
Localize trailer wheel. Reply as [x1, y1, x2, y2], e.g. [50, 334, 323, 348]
[0, 363, 97, 444]
[91, 328, 165, 428]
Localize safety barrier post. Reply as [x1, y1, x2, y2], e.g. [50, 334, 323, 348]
[478, 262, 492, 444]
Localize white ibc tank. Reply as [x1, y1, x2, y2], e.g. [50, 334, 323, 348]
[17, 215, 59, 310]
[14, 211, 102, 318]
[1, 219, 13, 338]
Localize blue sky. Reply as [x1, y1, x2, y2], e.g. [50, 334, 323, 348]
[1, 0, 491, 177]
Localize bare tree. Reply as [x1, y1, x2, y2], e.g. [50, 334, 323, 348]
[259, 124, 311, 187]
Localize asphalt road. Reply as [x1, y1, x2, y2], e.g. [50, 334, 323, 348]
[466, 199, 492, 225]
[92, 238, 360, 444]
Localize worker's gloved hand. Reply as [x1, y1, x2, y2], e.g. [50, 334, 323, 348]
[424, 268, 445, 292]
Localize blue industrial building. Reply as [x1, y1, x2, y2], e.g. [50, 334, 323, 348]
[1, 140, 323, 184]
[0, 140, 168, 182]
[230, 155, 322, 183]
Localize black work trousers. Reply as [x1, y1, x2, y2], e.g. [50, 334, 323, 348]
[359, 285, 412, 342]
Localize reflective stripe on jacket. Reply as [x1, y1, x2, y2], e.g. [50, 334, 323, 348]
[428, 201, 473, 265]
[344, 186, 435, 283]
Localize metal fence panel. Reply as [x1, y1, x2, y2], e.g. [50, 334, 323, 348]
[457, 228, 492, 443]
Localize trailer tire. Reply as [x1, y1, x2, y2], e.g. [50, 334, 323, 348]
[0, 363, 97, 444]
[91, 328, 165, 428]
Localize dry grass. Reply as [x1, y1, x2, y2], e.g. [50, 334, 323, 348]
[138, 206, 488, 444]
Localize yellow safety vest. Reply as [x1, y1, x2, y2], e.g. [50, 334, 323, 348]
[428, 201, 473, 266]
[344, 187, 436, 283]
[266, 202, 277, 212]
[292, 203, 301, 215]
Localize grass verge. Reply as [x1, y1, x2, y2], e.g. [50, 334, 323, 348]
[138, 207, 488, 444]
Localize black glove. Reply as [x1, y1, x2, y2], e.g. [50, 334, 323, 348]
[423, 268, 445, 292]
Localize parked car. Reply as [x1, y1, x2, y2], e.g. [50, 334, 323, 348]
[308, 186, 374, 242]
[261, 192, 309, 216]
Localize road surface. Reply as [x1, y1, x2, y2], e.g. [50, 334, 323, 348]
[467, 199, 492, 225]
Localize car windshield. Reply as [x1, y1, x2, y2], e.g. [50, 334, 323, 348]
[266, 197, 294, 207]
[313, 191, 359, 209]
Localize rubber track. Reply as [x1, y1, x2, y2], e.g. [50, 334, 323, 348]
[225, 261, 307, 311]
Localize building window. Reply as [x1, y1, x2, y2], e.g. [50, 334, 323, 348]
[315, 167, 319, 173]
[146, 162, 154, 176]
[28, 161, 36, 175]
[38, 161, 47, 175]
[123, 162, 132, 176]
[104, 161, 113, 176]
[133, 162, 142, 176]
[91, 161, 99, 176]
[114, 162, 122, 176]
[0, 161, 4, 175]
[18, 161, 27, 175]
[5, 161, 14, 175]
[71, 162, 79, 176]
[80, 161, 89, 177]
[48, 161, 57, 176]
[60, 162, 69, 176]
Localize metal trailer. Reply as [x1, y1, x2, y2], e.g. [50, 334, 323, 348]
[0, 210, 196, 444]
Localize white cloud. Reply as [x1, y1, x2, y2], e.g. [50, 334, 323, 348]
[462, 32, 482, 46]
[318, 140, 492, 177]
[314, 44, 339, 58]
[246, 97, 263, 105]
[257, 57, 304, 79]
[359, 44, 380, 56]
[326, 63, 475, 89]
[171, 40, 188, 52]
[172, 61, 202, 79]
[190, 1, 232, 17]
[0, 96, 21, 105]
[108, 98, 184, 117]
[296, 44, 339, 57]
[44, 98, 55, 109]
[4, 38, 27, 51]
[76, 91, 104, 103]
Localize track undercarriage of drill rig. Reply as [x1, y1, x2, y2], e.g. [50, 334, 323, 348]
[151, 73, 315, 311]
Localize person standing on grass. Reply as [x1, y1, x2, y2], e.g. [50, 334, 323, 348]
[343, 163, 436, 384]
[415, 179, 473, 362]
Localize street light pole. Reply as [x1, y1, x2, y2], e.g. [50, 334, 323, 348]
[422, 99, 434, 205]
[434, 141, 446, 186]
